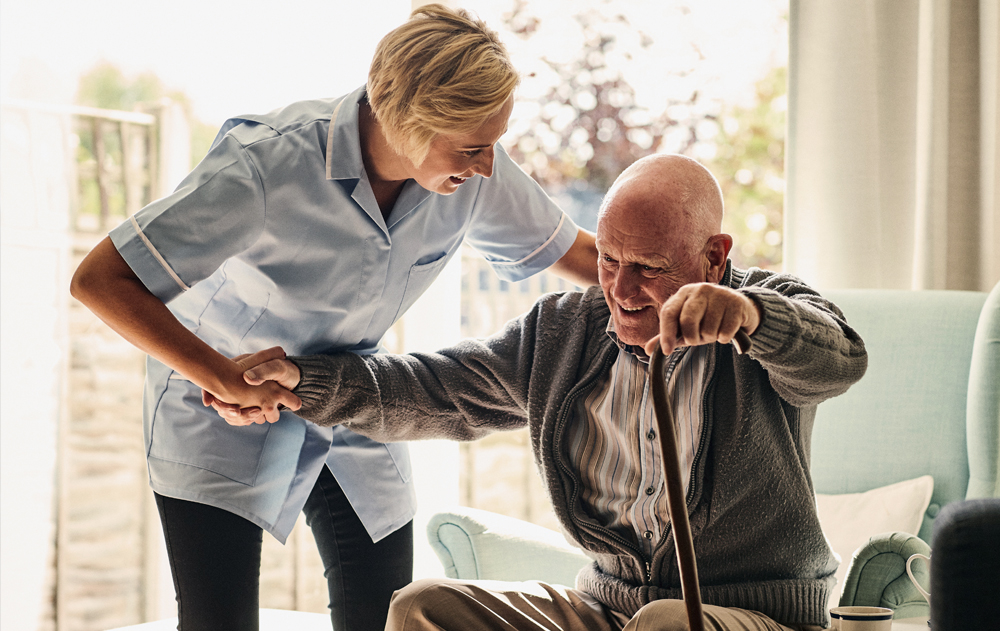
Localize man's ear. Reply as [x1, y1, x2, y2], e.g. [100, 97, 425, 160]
[704, 234, 733, 283]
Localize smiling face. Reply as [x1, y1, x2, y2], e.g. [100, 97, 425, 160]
[596, 155, 728, 346]
[597, 207, 709, 346]
[406, 96, 514, 195]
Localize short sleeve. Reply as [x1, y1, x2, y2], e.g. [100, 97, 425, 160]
[109, 133, 266, 303]
[465, 144, 579, 282]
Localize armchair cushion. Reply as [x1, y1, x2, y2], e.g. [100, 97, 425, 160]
[965, 283, 1000, 499]
[426, 506, 590, 586]
[839, 532, 931, 619]
[816, 475, 933, 610]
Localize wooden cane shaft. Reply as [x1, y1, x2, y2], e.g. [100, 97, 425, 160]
[650, 345, 706, 631]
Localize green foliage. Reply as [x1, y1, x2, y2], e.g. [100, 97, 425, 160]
[190, 120, 217, 168]
[76, 61, 167, 111]
[707, 66, 786, 270]
[76, 61, 215, 170]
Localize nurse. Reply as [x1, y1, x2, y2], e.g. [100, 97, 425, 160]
[70, 4, 598, 631]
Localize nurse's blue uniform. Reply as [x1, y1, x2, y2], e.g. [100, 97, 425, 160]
[109, 85, 578, 544]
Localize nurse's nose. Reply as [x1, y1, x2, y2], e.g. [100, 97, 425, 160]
[472, 146, 495, 178]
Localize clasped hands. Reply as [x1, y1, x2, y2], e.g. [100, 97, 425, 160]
[202, 346, 304, 425]
[206, 283, 760, 426]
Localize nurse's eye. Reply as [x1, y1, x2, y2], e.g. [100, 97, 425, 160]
[461, 149, 482, 158]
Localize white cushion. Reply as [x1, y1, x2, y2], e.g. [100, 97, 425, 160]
[816, 475, 934, 610]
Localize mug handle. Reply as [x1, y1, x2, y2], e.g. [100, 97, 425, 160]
[905, 553, 931, 602]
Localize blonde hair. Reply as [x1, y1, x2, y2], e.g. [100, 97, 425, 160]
[367, 3, 520, 165]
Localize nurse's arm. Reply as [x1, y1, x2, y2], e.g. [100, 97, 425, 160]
[548, 229, 598, 287]
[70, 236, 301, 423]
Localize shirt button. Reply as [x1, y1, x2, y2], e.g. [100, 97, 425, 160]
[643, 530, 653, 540]
[645, 486, 655, 496]
[647, 430, 656, 440]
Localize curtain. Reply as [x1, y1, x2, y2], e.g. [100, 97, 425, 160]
[786, 0, 999, 291]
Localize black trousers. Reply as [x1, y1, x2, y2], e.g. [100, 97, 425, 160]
[155, 466, 413, 631]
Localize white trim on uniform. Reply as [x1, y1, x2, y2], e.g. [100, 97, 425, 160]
[489, 213, 567, 269]
[129, 215, 190, 292]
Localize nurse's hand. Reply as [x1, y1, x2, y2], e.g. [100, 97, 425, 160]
[202, 347, 302, 425]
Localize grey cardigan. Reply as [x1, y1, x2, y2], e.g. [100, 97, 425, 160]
[291, 265, 868, 627]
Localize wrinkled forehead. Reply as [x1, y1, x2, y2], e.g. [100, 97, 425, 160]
[596, 206, 690, 262]
[597, 195, 700, 262]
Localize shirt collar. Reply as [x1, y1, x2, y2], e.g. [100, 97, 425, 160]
[325, 84, 369, 181]
[605, 320, 652, 363]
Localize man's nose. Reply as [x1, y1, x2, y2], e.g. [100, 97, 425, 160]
[472, 146, 495, 178]
[612, 266, 641, 300]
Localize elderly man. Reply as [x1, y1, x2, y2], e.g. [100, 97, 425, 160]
[224, 154, 867, 630]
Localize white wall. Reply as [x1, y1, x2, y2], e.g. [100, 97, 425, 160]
[0, 104, 72, 631]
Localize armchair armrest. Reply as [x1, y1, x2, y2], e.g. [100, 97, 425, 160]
[426, 507, 591, 586]
[839, 532, 931, 619]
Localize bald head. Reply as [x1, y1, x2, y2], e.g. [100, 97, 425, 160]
[598, 154, 724, 258]
[595, 154, 732, 346]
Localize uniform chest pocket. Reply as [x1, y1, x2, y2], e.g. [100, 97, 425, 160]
[390, 252, 453, 324]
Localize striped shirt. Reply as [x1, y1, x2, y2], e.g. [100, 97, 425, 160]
[566, 322, 708, 558]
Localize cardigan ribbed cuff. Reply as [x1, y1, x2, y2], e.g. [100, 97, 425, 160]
[288, 354, 381, 427]
[741, 288, 797, 356]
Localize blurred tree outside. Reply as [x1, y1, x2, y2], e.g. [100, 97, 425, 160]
[490, 0, 787, 270]
[73, 61, 216, 223]
[458, 0, 788, 528]
[711, 67, 786, 270]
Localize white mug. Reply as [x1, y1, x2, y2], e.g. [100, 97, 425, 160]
[829, 606, 894, 631]
[905, 553, 931, 602]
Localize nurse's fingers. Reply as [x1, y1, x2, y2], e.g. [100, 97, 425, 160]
[203, 390, 268, 425]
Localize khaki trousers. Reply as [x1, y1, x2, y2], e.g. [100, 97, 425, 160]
[386, 578, 825, 631]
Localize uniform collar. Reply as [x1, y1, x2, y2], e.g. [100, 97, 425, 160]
[325, 84, 368, 181]
[323, 84, 433, 232]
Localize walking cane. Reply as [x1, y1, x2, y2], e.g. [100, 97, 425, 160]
[649, 330, 752, 631]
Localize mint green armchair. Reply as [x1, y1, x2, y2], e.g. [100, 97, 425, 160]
[427, 284, 1000, 619]
[814, 285, 999, 617]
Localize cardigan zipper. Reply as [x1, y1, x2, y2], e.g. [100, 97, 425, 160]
[552, 347, 652, 584]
